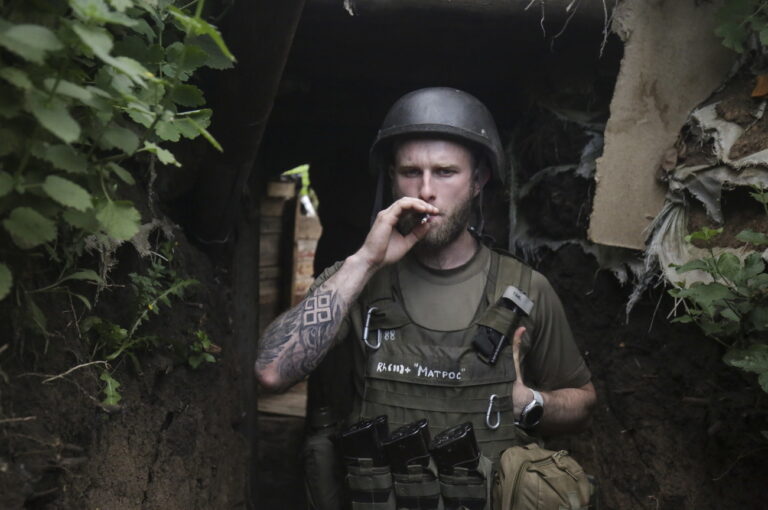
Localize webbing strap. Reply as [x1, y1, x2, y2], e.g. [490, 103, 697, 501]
[364, 387, 514, 413]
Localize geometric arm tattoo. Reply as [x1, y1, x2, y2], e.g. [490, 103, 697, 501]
[255, 286, 346, 388]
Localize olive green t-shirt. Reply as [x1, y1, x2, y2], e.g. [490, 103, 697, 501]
[311, 245, 591, 391]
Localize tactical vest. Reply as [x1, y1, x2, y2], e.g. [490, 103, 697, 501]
[349, 249, 536, 462]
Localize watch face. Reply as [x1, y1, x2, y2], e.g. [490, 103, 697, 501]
[522, 403, 543, 428]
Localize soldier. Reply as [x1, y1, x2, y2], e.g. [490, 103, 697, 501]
[255, 87, 596, 509]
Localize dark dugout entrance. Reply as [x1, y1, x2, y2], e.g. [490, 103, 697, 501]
[254, 1, 621, 507]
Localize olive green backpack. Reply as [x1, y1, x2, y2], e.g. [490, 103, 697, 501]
[492, 444, 595, 510]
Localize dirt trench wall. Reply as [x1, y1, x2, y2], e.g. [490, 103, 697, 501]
[0, 230, 247, 510]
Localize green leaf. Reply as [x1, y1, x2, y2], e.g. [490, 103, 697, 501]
[163, 42, 209, 79]
[0, 263, 12, 301]
[720, 307, 740, 322]
[716, 252, 741, 282]
[155, 119, 181, 142]
[26, 89, 80, 143]
[61, 269, 103, 285]
[109, 0, 133, 11]
[724, 344, 768, 375]
[70, 0, 137, 26]
[0, 19, 63, 64]
[72, 23, 149, 85]
[3, 207, 57, 249]
[100, 371, 122, 406]
[743, 253, 766, 281]
[171, 84, 204, 107]
[33, 144, 88, 174]
[0, 68, 32, 90]
[96, 200, 140, 240]
[101, 123, 139, 154]
[737, 229, 768, 246]
[674, 258, 711, 274]
[168, 8, 236, 62]
[68, 291, 92, 310]
[671, 315, 694, 324]
[106, 162, 135, 185]
[187, 116, 222, 152]
[42, 175, 93, 211]
[0, 171, 13, 197]
[675, 282, 736, 317]
[63, 209, 100, 232]
[126, 101, 154, 127]
[686, 227, 723, 243]
[141, 141, 180, 167]
[43, 78, 94, 104]
[128, 18, 155, 41]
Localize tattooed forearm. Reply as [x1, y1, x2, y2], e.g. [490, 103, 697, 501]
[255, 285, 347, 389]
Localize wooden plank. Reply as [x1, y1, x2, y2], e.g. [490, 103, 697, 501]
[295, 214, 322, 239]
[257, 381, 308, 417]
[261, 197, 289, 217]
[267, 180, 297, 199]
[259, 232, 281, 267]
[259, 265, 281, 280]
[260, 216, 283, 234]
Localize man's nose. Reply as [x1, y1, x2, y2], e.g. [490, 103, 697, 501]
[418, 172, 435, 201]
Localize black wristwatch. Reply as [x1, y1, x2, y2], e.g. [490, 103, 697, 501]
[517, 389, 544, 429]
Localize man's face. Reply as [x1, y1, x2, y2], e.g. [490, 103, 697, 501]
[391, 139, 477, 249]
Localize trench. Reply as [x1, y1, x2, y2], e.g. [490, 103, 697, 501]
[254, 3, 622, 507]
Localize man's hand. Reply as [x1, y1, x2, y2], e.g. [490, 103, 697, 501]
[356, 197, 439, 270]
[511, 326, 534, 418]
[510, 326, 597, 434]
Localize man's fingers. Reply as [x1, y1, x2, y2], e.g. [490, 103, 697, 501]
[512, 326, 525, 383]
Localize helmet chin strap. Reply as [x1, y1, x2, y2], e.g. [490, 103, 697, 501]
[370, 169, 386, 227]
[468, 188, 497, 247]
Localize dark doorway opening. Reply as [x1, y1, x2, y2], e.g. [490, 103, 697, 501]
[256, 3, 621, 507]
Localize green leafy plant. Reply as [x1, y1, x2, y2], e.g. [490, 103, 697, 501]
[669, 186, 768, 392]
[0, 0, 233, 407]
[188, 329, 217, 369]
[0, 0, 234, 308]
[715, 0, 768, 53]
[83, 240, 198, 403]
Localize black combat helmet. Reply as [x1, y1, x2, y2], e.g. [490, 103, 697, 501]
[369, 87, 506, 185]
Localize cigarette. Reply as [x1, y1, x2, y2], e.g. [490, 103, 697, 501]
[420, 214, 429, 224]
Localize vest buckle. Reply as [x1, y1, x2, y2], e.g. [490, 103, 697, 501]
[485, 394, 501, 430]
[363, 306, 382, 350]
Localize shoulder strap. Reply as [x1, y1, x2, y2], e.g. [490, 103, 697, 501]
[486, 250, 532, 303]
[476, 252, 534, 338]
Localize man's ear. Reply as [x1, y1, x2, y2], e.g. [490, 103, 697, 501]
[473, 167, 491, 197]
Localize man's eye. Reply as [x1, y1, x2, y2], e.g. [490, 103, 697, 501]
[401, 169, 420, 177]
[437, 168, 456, 176]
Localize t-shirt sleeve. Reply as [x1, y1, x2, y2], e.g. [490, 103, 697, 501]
[308, 260, 351, 344]
[521, 270, 591, 391]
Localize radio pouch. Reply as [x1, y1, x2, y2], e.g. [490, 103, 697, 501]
[346, 460, 396, 510]
[438, 454, 492, 510]
[391, 458, 443, 510]
[492, 444, 594, 510]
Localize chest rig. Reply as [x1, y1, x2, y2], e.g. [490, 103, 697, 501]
[351, 250, 536, 462]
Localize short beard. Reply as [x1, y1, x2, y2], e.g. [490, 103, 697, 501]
[418, 194, 472, 250]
